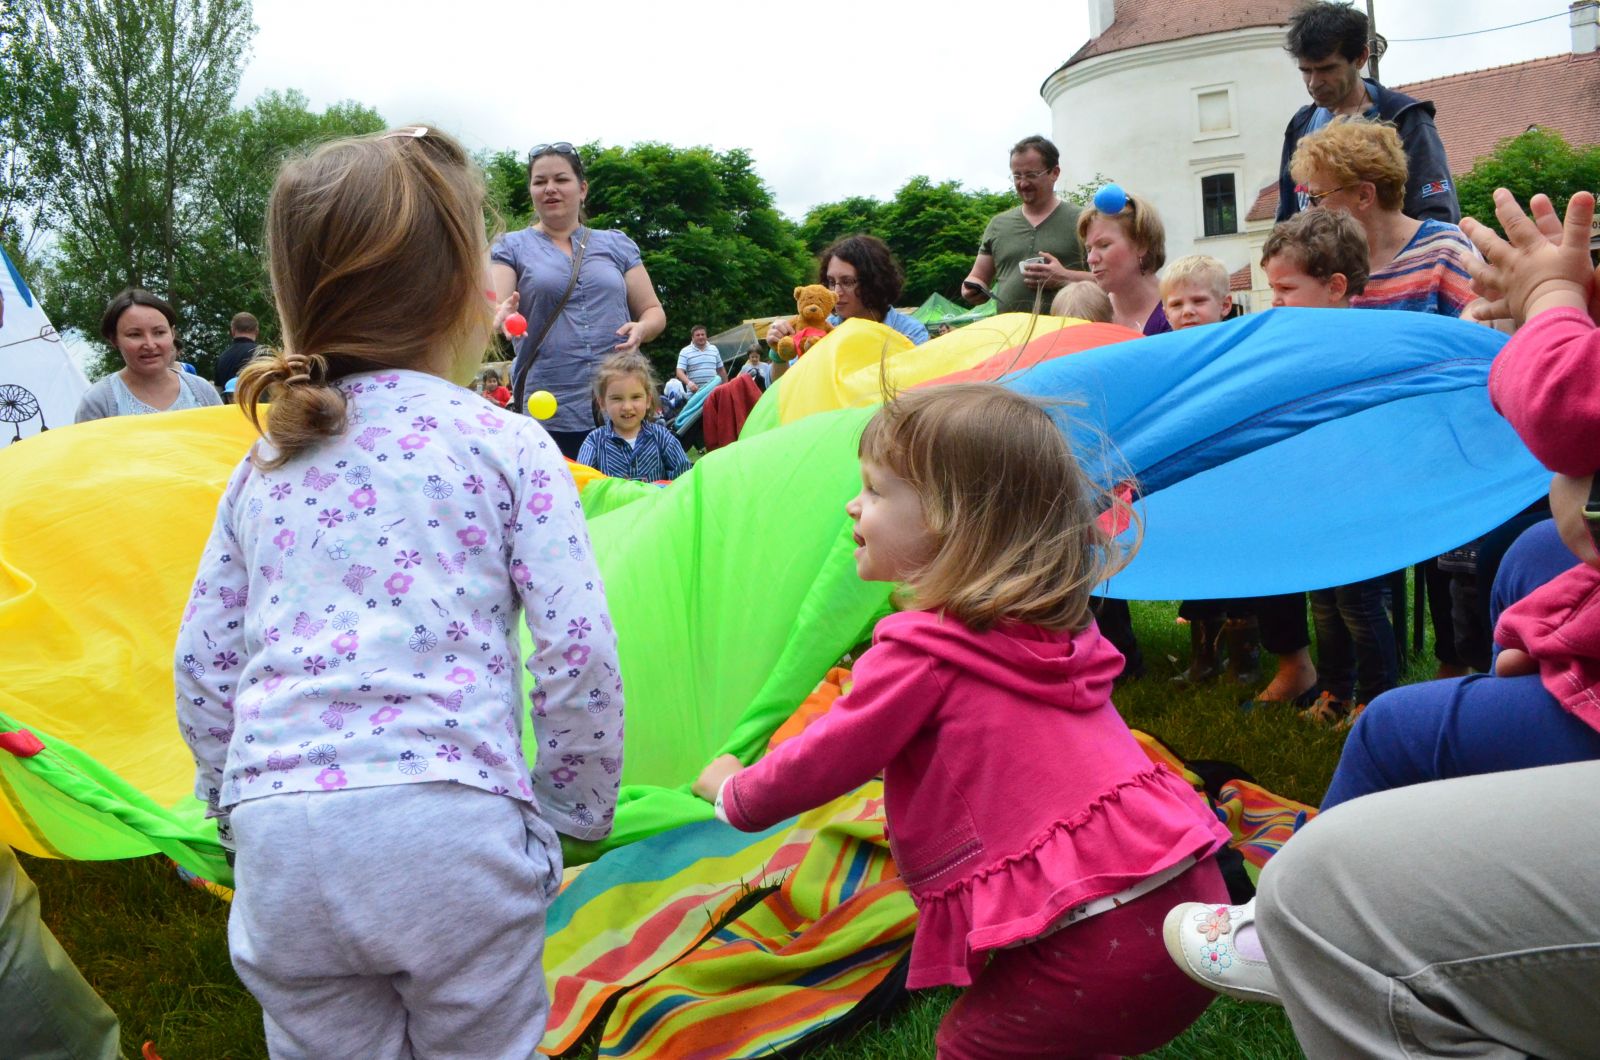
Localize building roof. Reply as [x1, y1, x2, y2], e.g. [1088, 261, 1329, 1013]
[1396, 52, 1600, 174]
[1229, 264, 1252, 292]
[1245, 184, 1280, 223]
[1056, 0, 1303, 71]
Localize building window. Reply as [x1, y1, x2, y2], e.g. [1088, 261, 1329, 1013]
[1201, 174, 1237, 237]
[1197, 89, 1232, 135]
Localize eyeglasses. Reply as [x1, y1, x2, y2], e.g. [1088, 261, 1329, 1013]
[824, 276, 859, 291]
[1011, 169, 1053, 182]
[528, 142, 578, 162]
[1300, 183, 1358, 207]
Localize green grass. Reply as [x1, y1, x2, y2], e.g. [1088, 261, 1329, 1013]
[26, 599, 1435, 1058]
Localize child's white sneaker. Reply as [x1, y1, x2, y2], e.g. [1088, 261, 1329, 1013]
[1162, 897, 1282, 1005]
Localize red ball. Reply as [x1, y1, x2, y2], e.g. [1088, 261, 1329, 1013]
[504, 312, 528, 338]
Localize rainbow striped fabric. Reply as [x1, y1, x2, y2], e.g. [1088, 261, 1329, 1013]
[541, 782, 913, 1057]
[534, 681, 1315, 1057]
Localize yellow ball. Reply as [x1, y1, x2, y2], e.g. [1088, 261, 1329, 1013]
[526, 390, 558, 420]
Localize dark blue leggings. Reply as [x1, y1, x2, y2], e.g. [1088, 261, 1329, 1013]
[1323, 519, 1595, 809]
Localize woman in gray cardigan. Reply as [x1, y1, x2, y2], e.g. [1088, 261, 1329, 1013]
[75, 289, 221, 422]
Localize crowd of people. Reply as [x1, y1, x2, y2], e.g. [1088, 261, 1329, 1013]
[13, 2, 1596, 1058]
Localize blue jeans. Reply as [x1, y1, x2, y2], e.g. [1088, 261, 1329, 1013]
[1309, 577, 1397, 703]
[1323, 519, 1593, 809]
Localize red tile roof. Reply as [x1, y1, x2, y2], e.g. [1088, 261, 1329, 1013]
[1396, 52, 1600, 174]
[1245, 184, 1280, 223]
[1058, 0, 1303, 70]
[1229, 264, 1252, 292]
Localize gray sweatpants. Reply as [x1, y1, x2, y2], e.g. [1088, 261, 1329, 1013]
[1257, 760, 1600, 1059]
[229, 784, 563, 1060]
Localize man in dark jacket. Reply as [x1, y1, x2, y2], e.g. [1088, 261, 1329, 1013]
[212, 311, 260, 389]
[1276, 1, 1458, 224]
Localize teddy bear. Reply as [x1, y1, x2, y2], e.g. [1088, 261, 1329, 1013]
[774, 284, 836, 363]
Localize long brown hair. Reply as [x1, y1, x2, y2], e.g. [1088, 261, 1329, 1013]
[858, 383, 1139, 632]
[237, 125, 495, 468]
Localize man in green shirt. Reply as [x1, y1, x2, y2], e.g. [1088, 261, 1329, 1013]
[963, 136, 1093, 314]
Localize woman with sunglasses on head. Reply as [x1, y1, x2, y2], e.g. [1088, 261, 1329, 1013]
[765, 234, 928, 379]
[490, 142, 666, 458]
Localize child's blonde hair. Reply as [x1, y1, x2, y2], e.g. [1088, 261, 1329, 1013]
[858, 383, 1137, 632]
[1159, 255, 1230, 302]
[238, 126, 495, 469]
[591, 352, 661, 416]
[1050, 281, 1113, 323]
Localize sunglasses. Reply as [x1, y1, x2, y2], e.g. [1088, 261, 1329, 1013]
[527, 142, 578, 162]
[1299, 182, 1359, 207]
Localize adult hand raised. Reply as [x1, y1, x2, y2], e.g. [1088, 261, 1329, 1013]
[493, 291, 521, 339]
[614, 320, 646, 353]
[1459, 189, 1595, 326]
[766, 318, 796, 346]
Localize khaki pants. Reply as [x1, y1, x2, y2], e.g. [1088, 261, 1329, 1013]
[1258, 761, 1600, 1059]
[0, 845, 121, 1060]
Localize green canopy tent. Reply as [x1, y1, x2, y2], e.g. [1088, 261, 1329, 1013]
[910, 291, 998, 329]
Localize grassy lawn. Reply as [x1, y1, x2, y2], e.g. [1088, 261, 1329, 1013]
[26, 599, 1436, 1058]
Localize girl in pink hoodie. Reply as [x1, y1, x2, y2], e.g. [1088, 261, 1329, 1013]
[694, 383, 1232, 1059]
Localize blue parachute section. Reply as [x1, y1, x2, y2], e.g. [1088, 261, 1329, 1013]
[1003, 308, 1547, 599]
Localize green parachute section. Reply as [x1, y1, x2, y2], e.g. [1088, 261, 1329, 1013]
[0, 403, 890, 882]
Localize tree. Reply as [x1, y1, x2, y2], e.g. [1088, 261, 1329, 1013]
[1061, 172, 1116, 208]
[0, 2, 55, 265]
[184, 90, 386, 363]
[8, 0, 254, 376]
[799, 178, 1015, 307]
[484, 142, 811, 376]
[796, 196, 884, 255]
[1455, 128, 1600, 236]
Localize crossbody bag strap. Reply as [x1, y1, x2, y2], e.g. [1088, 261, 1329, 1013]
[512, 227, 589, 411]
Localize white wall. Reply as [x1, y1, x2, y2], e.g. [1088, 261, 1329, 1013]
[1042, 25, 1307, 294]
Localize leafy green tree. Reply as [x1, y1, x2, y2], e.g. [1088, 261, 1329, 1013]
[10, 0, 254, 375]
[799, 178, 1015, 307]
[796, 196, 884, 256]
[183, 91, 385, 364]
[484, 142, 811, 376]
[1062, 172, 1116, 208]
[1456, 128, 1600, 236]
[0, 3, 54, 265]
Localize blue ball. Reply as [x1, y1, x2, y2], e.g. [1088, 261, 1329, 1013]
[1093, 183, 1128, 215]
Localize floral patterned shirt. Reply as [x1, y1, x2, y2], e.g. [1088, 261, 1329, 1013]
[174, 369, 623, 841]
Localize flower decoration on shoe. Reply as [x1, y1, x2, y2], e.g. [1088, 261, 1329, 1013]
[1163, 899, 1283, 1006]
[1194, 905, 1232, 943]
[1199, 942, 1234, 973]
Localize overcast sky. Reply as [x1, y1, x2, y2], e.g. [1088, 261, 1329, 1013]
[235, 1, 1573, 220]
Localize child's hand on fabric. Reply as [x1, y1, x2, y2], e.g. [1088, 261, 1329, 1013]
[1460, 189, 1594, 326]
[1494, 647, 1537, 677]
[693, 754, 742, 803]
[1550, 472, 1600, 571]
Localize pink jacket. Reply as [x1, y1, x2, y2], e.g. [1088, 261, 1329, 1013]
[722, 610, 1229, 989]
[1490, 307, 1600, 731]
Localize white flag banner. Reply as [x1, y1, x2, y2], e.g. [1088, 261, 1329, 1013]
[0, 247, 88, 445]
